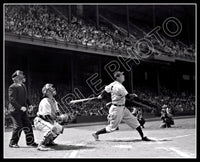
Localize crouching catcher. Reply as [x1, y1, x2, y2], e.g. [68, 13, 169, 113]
[34, 83, 64, 151]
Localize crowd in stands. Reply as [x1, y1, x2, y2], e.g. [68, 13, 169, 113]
[5, 5, 128, 52]
[5, 82, 195, 127]
[5, 5, 195, 60]
[151, 36, 195, 59]
[133, 86, 195, 115]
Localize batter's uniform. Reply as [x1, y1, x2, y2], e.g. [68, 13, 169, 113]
[34, 97, 64, 148]
[92, 71, 151, 141]
[104, 80, 140, 132]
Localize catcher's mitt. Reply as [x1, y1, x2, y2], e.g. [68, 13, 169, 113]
[57, 114, 69, 124]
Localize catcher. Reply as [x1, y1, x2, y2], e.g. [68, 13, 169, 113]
[34, 83, 68, 151]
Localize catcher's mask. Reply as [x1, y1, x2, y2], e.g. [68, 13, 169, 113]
[42, 83, 56, 96]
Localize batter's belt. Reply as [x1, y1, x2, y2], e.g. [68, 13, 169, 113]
[112, 104, 125, 107]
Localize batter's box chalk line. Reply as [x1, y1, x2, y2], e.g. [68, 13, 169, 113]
[96, 137, 153, 142]
[155, 147, 195, 158]
[150, 134, 193, 141]
[112, 145, 133, 149]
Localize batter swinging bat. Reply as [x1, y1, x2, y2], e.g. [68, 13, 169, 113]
[69, 97, 98, 104]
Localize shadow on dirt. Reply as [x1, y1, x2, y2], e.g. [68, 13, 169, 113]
[107, 139, 143, 142]
[107, 138, 172, 142]
[48, 144, 95, 151]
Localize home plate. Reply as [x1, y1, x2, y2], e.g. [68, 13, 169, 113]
[113, 145, 133, 149]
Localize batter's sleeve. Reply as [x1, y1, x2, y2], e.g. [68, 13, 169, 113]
[105, 83, 113, 93]
[113, 85, 128, 97]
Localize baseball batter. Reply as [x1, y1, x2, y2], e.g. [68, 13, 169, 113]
[34, 83, 64, 151]
[92, 71, 151, 141]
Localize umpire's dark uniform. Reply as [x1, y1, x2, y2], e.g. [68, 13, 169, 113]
[8, 71, 37, 147]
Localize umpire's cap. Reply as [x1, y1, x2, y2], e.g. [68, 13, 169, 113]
[114, 71, 124, 79]
[12, 70, 24, 79]
[42, 83, 54, 96]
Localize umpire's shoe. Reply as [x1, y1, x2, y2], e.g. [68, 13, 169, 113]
[92, 133, 99, 141]
[27, 142, 38, 147]
[142, 136, 151, 141]
[9, 144, 20, 148]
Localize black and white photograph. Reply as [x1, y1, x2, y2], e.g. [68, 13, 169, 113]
[3, 3, 197, 158]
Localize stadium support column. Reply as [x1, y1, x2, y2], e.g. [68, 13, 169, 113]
[77, 5, 83, 17]
[99, 56, 102, 89]
[71, 55, 74, 93]
[126, 5, 130, 37]
[156, 68, 160, 95]
[152, 5, 156, 28]
[175, 63, 180, 94]
[96, 5, 99, 30]
[128, 64, 134, 93]
[176, 72, 180, 94]
[130, 66, 134, 93]
[185, 7, 191, 45]
[27, 56, 31, 94]
[68, 5, 71, 23]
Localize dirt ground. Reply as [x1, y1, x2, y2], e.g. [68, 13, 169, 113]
[3, 117, 196, 159]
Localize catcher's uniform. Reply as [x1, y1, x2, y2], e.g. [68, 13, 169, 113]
[104, 81, 140, 132]
[34, 97, 64, 145]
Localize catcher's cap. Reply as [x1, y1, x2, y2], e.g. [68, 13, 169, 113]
[114, 71, 124, 78]
[42, 83, 54, 96]
[12, 70, 24, 78]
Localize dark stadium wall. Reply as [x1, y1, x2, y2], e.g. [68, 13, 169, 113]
[5, 41, 195, 107]
[5, 41, 107, 104]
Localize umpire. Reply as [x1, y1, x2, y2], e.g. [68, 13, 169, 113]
[8, 70, 38, 148]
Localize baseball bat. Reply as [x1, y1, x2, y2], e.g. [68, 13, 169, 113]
[69, 97, 98, 104]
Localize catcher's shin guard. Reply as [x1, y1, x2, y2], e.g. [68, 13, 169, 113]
[40, 131, 54, 146]
[46, 135, 58, 146]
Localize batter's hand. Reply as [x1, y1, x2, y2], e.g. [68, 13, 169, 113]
[20, 106, 27, 112]
[106, 102, 112, 107]
[97, 95, 102, 99]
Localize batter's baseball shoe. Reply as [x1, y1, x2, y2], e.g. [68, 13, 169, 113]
[92, 133, 99, 141]
[142, 136, 151, 141]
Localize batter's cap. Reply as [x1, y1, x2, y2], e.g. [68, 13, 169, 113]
[12, 70, 24, 78]
[42, 83, 54, 96]
[114, 71, 124, 78]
